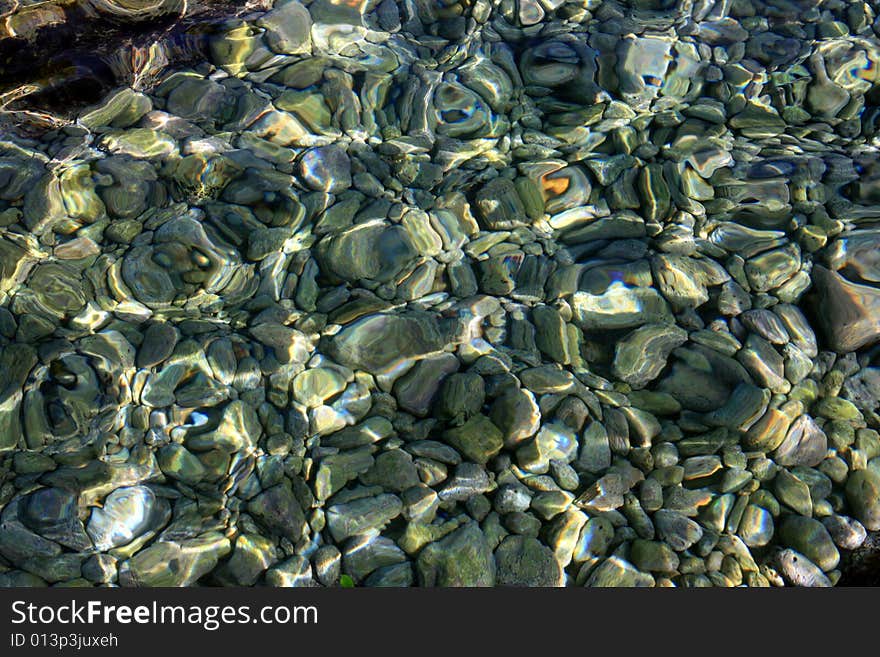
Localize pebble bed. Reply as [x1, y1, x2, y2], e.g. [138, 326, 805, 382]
[1, 0, 880, 587]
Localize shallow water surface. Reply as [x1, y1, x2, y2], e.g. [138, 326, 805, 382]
[1, 0, 880, 587]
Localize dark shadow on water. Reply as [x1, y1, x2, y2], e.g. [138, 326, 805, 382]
[0, 1, 252, 116]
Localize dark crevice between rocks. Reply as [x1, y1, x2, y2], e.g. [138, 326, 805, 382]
[838, 532, 880, 586]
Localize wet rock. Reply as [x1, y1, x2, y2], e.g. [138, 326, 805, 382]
[774, 549, 832, 587]
[82, 554, 117, 585]
[393, 354, 459, 417]
[299, 146, 351, 193]
[475, 178, 527, 230]
[136, 322, 179, 369]
[846, 469, 880, 531]
[778, 516, 839, 572]
[653, 510, 703, 552]
[292, 368, 347, 408]
[613, 324, 688, 388]
[216, 533, 277, 586]
[812, 265, 880, 352]
[494, 536, 563, 586]
[443, 415, 504, 465]
[326, 312, 445, 374]
[326, 494, 403, 542]
[572, 286, 673, 331]
[3, 0, 880, 592]
[248, 483, 307, 543]
[585, 556, 654, 587]
[266, 556, 313, 587]
[342, 534, 406, 582]
[435, 372, 485, 424]
[822, 515, 866, 551]
[320, 223, 418, 284]
[315, 448, 375, 500]
[86, 486, 169, 551]
[576, 422, 612, 473]
[360, 450, 420, 493]
[364, 563, 413, 587]
[516, 423, 578, 474]
[118, 533, 231, 587]
[629, 539, 680, 573]
[489, 386, 541, 447]
[774, 415, 827, 467]
[737, 505, 774, 547]
[18, 488, 92, 551]
[416, 522, 495, 587]
[439, 463, 493, 503]
[258, 0, 311, 55]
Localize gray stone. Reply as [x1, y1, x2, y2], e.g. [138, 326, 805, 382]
[494, 536, 563, 586]
[266, 556, 313, 587]
[812, 265, 880, 353]
[629, 539, 680, 573]
[258, 0, 312, 55]
[364, 563, 414, 587]
[416, 522, 495, 587]
[613, 324, 688, 388]
[846, 469, 880, 531]
[325, 312, 444, 374]
[325, 494, 403, 542]
[247, 483, 307, 543]
[435, 372, 486, 424]
[778, 516, 839, 572]
[299, 145, 351, 193]
[342, 534, 406, 582]
[393, 354, 459, 417]
[360, 450, 420, 492]
[82, 554, 117, 584]
[118, 533, 231, 587]
[216, 533, 277, 586]
[576, 421, 612, 473]
[439, 462, 493, 503]
[443, 414, 504, 465]
[821, 514, 867, 550]
[653, 510, 703, 551]
[315, 448, 375, 500]
[137, 322, 179, 369]
[17, 488, 92, 551]
[493, 484, 532, 514]
[312, 545, 341, 586]
[774, 549, 832, 587]
[585, 556, 654, 587]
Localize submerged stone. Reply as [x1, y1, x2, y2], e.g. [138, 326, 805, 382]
[613, 324, 688, 388]
[326, 312, 447, 375]
[416, 522, 495, 587]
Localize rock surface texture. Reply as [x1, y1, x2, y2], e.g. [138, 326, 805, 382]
[1, 0, 880, 588]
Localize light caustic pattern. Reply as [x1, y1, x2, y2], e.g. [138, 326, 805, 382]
[0, 0, 880, 587]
